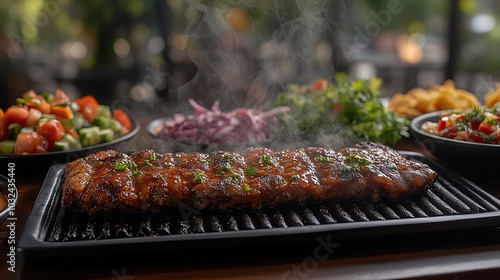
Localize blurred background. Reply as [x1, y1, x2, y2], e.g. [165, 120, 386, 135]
[1, 0, 499, 114]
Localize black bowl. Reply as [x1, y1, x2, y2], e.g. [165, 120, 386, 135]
[0, 120, 140, 174]
[410, 110, 500, 172]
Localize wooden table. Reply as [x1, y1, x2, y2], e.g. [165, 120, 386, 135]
[1, 136, 500, 280]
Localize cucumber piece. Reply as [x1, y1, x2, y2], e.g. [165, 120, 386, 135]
[108, 118, 123, 134]
[72, 112, 89, 129]
[54, 133, 82, 151]
[79, 127, 100, 147]
[99, 128, 115, 143]
[20, 127, 35, 134]
[63, 133, 82, 149]
[8, 123, 22, 140]
[41, 113, 57, 119]
[93, 116, 122, 134]
[54, 141, 70, 151]
[56, 116, 73, 131]
[0, 140, 15, 153]
[97, 105, 112, 118]
[92, 116, 110, 128]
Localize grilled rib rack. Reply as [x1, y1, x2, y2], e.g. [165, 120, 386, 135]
[18, 152, 500, 261]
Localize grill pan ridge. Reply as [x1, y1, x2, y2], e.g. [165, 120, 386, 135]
[18, 151, 500, 260]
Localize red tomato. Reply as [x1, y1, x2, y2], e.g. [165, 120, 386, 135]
[478, 122, 496, 135]
[73, 95, 100, 122]
[0, 108, 6, 141]
[36, 119, 65, 149]
[437, 117, 449, 131]
[24, 91, 51, 114]
[467, 131, 485, 143]
[50, 105, 74, 119]
[51, 89, 70, 105]
[469, 119, 481, 130]
[25, 108, 42, 127]
[27, 100, 51, 114]
[67, 128, 79, 140]
[113, 109, 132, 130]
[311, 79, 328, 91]
[14, 132, 48, 154]
[4, 106, 30, 127]
[22, 89, 38, 99]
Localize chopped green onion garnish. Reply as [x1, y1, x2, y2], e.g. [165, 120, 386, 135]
[243, 184, 251, 191]
[246, 167, 258, 176]
[150, 153, 159, 161]
[222, 153, 237, 163]
[114, 161, 128, 170]
[194, 173, 205, 183]
[315, 155, 334, 163]
[133, 170, 141, 176]
[261, 155, 273, 164]
[229, 173, 242, 183]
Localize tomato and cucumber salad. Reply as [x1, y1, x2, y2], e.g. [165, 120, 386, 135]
[421, 104, 500, 144]
[0, 89, 132, 154]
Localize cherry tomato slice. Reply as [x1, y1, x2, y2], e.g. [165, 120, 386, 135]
[113, 109, 132, 130]
[25, 108, 42, 127]
[36, 119, 65, 150]
[14, 132, 49, 154]
[478, 122, 496, 135]
[73, 95, 100, 122]
[311, 79, 328, 91]
[4, 106, 30, 127]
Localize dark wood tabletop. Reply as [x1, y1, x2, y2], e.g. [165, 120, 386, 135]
[1, 123, 500, 280]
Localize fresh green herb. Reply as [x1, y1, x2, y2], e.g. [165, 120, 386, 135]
[194, 173, 205, 183]
[16, 98, 27, 104]
[133, 170, 141, 176]
[243, 184, 251, 191]
[342, 164, 360, 173]
[222, 153, 237, 163]
[275, 73, 409, 145]
[218, 165, 232, 175]
[345, 153, 372, 165]
[229, 173, 242, 183]
[315, 155, 334, 163]
[143, 159, 152, 166]
[290, 175, 299, 181]
[246, 167, 258, 176]
[342, 153, 372, 173]
[114, 161, 128, 170]
[261, 155, 273, 164]
[150, 153, 159, 161]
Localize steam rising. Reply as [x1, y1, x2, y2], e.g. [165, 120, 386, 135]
[178, 0, 340, 107]
[170, 0, 354, 151]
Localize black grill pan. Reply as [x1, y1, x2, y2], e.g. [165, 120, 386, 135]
[18, 151, 500, 261]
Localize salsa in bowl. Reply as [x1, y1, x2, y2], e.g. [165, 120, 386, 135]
[410, 106, 500, 173]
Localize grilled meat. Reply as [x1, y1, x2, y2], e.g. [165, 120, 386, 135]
[61, 142, 437, 213]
